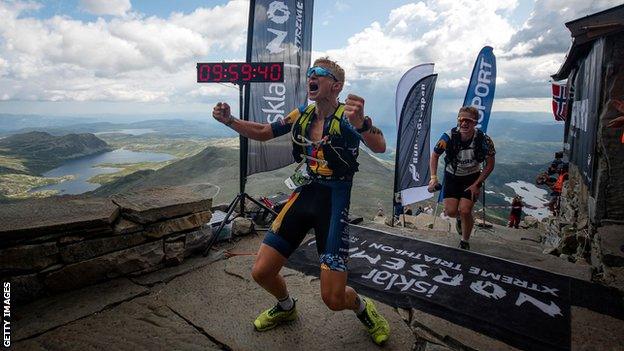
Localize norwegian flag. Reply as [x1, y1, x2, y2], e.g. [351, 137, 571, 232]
[552, 83, 568, 121]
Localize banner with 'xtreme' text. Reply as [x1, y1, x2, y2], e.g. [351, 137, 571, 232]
[246, 0, 314, 176]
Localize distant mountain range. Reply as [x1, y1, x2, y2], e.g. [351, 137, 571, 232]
[0, 114, 86, 133]
[0, 114, 235, 139]
[1, 112, 562, 143]
[0, 131, 110, 175]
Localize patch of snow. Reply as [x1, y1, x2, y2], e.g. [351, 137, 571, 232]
[505, 180, 550, 220]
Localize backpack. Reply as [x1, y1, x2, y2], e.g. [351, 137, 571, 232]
[443, 127, 487, 172]
[291, 104, 359, 178]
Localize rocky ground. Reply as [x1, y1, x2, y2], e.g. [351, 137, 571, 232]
[10, 215, 624, 351]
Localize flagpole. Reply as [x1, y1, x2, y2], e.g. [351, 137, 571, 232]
[392, 108, 403, 228]
[238, 0, 256, 214]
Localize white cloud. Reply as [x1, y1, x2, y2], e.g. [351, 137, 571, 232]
[0, 56, 7, 77]
[493, 98, 552, 113]
[386, 2, 438, 31]
[505, 0, 622, 57]
[313, 0, 620, 122]
[0, 0, 248, 103]
[317, 1, 517, 81]
[79, 0, 131, 17]
[334, 1, 350, 12]
[1, 0, 620, 120]
[313, 0, 524, 121]
[439, 77, 469, 89]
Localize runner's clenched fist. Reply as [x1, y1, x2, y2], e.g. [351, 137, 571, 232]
[213, 102, 233, 125]
[344, 94, 366, 129]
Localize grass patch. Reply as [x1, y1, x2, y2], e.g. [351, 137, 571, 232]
[88, 161, 173, 185]
[98, 135, 210, 158]
[0, 154, 29, 173]
[0, 173, 73, 199]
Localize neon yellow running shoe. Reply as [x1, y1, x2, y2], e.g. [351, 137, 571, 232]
[253, 301, 298, 331]
[358, 298, 390, 345]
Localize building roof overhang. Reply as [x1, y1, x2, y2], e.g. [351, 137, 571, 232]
[552, 4, 624, 81]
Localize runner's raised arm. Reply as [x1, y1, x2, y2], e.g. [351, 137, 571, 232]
[212, 102, 274, 141]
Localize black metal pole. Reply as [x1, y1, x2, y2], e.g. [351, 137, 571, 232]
[392, 107, 404, 228]
[239, 0, 255, 214]
[239, 83, 247, 214]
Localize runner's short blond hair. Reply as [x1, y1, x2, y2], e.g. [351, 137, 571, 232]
[458, 106, 479, 120]
[313, 57, 345, 82]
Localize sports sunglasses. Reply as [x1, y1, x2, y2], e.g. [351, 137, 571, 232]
[306, 66, 338, 81]
[458, 117, 477, 124]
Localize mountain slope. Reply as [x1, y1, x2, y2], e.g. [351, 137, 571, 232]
[0, 131, 111, 174]
[91, 144, 396, 219]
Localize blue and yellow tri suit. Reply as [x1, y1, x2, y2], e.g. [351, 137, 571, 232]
[262, 103, 362, 272]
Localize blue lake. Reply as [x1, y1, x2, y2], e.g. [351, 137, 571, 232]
[33, 148, 175, 195]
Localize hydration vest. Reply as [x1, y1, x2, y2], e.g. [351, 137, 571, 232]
[291, 103, 359, 179]
[444, 127, 487, 171]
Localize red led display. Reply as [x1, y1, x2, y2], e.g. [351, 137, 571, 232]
[196, 62, 284, 83]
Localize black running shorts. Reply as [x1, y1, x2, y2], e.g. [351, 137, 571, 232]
[263, 180, 352, 272]
[442, 171, 481, 201]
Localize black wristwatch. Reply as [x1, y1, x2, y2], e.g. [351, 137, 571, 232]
[357, 116, 372, 133]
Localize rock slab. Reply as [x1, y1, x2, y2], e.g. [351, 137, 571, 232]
[112, 186, 212, 224]
[0, 196, 118, 242]
[14, 295, 221, 351]
[160, 250, 415, 351]
[13, 278, 148, 341]
[44, 241, 164, 292]
[0, 242, 59, 272]
[598, 225, 624, 267]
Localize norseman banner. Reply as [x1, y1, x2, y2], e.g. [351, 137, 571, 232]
[394, 73, 437, 205]
[246, 0, 314, 175]
[463, 46, 496, 133]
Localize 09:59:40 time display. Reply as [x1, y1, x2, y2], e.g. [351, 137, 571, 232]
[196, 62, 284, 84]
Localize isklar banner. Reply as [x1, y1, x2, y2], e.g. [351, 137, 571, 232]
[246, 0, 314, 176]
[394, 69, 437, 206]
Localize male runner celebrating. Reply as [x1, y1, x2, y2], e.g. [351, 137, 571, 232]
[212, 57, 390, 345]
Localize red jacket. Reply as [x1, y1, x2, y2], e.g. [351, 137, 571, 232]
[553, 172, 568, 193]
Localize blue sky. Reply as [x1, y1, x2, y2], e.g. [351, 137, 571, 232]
[0, 0, 620, 125]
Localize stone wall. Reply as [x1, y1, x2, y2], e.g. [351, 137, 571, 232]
[595, 33, 624, 222]
[592, 33, 624, 288]
[0, 186, 213, 305]
[546, 165, 592, 261]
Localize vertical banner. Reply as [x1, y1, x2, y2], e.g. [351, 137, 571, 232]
[568, 38, 603, 186]
[394, 74, 438, 206]
[463, 46, 496, 133]
[246, 0, 314, 175]
[395, 63, 434, 125]
[393, 64, 434, 208]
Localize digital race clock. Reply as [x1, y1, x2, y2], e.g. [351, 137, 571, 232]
[196, 62, 284, 84]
